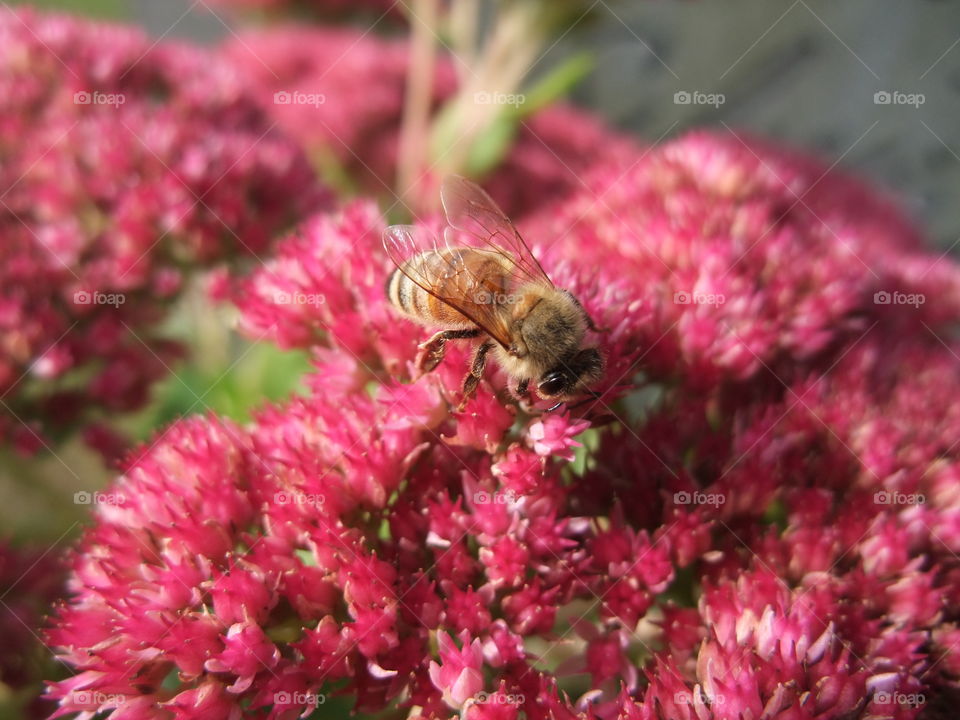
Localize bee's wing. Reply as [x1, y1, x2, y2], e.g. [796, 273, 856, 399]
[440, 174, 554, 289]
[382, 223, 515, 350]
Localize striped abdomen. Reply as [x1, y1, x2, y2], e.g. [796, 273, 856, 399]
[387, 247, 511, 327]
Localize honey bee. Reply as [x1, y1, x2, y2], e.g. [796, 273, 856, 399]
[383, 175, 603, 410]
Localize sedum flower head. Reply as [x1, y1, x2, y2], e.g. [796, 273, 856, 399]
[48, 132, 960, 719]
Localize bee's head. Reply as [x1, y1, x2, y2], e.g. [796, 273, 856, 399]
[536, 347, 604, 401]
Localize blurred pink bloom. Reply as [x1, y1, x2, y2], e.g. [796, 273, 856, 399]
[219, 25, 640, 219]
[0, 7, 325, 457]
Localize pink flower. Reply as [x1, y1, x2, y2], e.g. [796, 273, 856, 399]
[466, 684, 523, 720]
[527, 413, 590, 461]
[479, 536, 530, 589]
[501, 581, 559, 636]
[162, 682, 243, 720]
[231, 202, 417, 369]
[204, 622, 281, 693]
[428, 632, 485, 708]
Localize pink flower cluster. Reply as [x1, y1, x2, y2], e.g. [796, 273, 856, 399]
[0, 8, 325, 455]
[47, 132, 960, 719]
[219, 26, 639, 218]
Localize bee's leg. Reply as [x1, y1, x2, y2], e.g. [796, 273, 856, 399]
[516, 377, 530, 398]
[458, 340, 494, 410]
[417, 328, 481, 373]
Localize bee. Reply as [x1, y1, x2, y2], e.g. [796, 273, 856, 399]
[383, 175, 603, 411]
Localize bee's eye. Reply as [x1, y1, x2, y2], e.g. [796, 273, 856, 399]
[538, 372, 566, 397]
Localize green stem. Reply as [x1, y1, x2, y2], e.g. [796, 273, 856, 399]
[397, 0, 441, 213]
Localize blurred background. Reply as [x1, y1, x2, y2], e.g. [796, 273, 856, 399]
[20, 0, 960, 244]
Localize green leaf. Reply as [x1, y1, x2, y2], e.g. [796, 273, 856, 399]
[518, 52, 595, 117]
[295, 548, 317, 567]
[762, 497, 788, 531]
[430, 52, 595, 180]
[131, 341, 311, 441]
[569, 427, 601, 477]
[465, 113, 520, 177]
